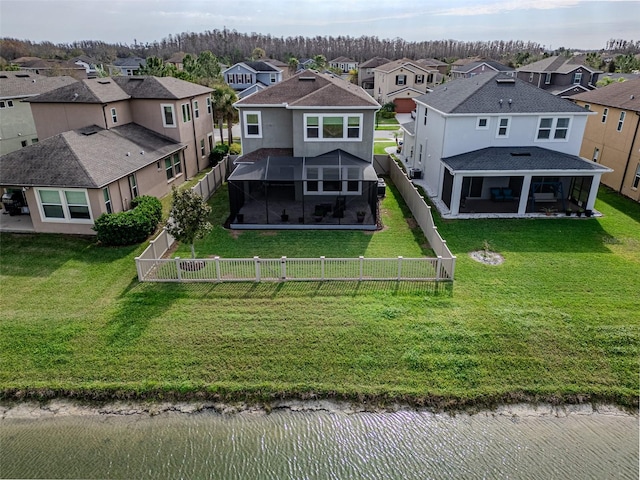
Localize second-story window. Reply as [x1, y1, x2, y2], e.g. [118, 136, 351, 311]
[161, 104, 176, 127]
[423, 109, 428, 126]
[206, 97, 212, 115]
[270, 73, 277, 83]
[528, 73, 534, 82]
[573, 72, 582, 84]
[602, 108, 608, 123]
[243, 111, 262, 138]
[110, 107, 118, 124]
[415, 74, 424, 84]
[536, 117, 570, 140]
[497, 117, 510, 137]
[396, 75, 407, 85]
[193, 100, 199, 119]
[617, 111, 626, 132]
[181, 103, 192, 123]
[477, 117, 489, 129]
[545, 73, 552, 84]
[304, 114, 362, 141]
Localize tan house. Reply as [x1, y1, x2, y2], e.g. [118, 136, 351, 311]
[357, 56, 390, 95]
[373, 58, 439, 113]
[572, 78, 640, 202]
[0, 76, 215, 234]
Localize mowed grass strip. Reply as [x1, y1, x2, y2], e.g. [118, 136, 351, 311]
[0, 186, 638, 408]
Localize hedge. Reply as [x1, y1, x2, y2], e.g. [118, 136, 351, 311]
[93, 195, 162, 246]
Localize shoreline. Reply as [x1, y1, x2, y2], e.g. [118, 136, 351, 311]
[1, 398, 637, 420]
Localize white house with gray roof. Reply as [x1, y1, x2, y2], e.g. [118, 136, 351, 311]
[402, 72, 610, 217]
[223, 61, 283, 98]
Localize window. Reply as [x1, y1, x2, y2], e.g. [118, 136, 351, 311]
[536, 117, 570, 140]
[128, 174, 139, 199]
[423, 109, 428, 126]
[103, 187, 112, 214]
[0, 101, 4, 108]
[200, 139, 205, 156]
[415, 74, 424, 84]
[270, 73, 277, 84]
[306, 167, 319, 192]
[165, 153, 182, 180]
[396, 75, 407, 85]
[418, 144, 423, 164]
[110, 107, 117, 123]
[207, 133, 214, 153]
[206, 97, 212, 115]
[528, 73, 534, 82]
[592, 147, 600, 163]
[161, 104, 176, 127]
[243, 111, 262, 138]
[497, 117, 510, 137]
[573, 72, 582, 84]
[21, 140, 27, 147]
[617, 111, 626, 132]
[193, 100, 199, 118]
[31, 138, 38, 144]
[181, 103, 191, 123]
[602, 108, 608, 123]
[427, 73, 434, 84]
[0, 100, 14, 108]
[477, 117, 489, 129]
[583, 104, 590, 111]
[304, 114, 362, 141]
[37, 188, 92, 223]
[633, 164, 640, 189]
[545, 73, 552, 84]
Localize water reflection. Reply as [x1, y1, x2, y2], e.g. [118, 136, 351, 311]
[2, 405, 638, 479]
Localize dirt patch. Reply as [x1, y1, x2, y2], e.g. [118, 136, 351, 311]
[229, 230, 243, 240]
[259, 231, 278, 237]
[470, 250, 504, 266]
[406, 218, 418, 229]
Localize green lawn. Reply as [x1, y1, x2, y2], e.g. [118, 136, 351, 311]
[0, 186, 638, 409]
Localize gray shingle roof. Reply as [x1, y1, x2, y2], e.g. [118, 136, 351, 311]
[442, 147, 611, 172]
[26, 78, 130, 103]
[0, 72, 77, 99]
[113, 57, 146, 67]
[452, 60, 514, 73]
[113, 76, 212, 99]
[415, 72, 589, 114]
[517, 55, 601, 74]
[572, 78, 640, 112]
[374, 58, 434, 73]
[235, 70, 379, 108]
[0, 124, 184, 188]
[243, 61, 279, 72]
[359, 57, 391, 69]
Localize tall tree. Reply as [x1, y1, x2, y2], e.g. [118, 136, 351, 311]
[251, 47, 266, 60]
[211, 84, 237, 144]
[166, 186, 212, 259]
[137, 56, 166, 76]
[288, 56, 299, 75]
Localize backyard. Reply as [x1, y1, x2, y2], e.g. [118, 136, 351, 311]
[0, 186, 638, 409]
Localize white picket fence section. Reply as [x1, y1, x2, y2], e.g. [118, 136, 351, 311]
[136, 255, 449, 283]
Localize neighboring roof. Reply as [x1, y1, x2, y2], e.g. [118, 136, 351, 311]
[11, 57, 82, 70]
[330, 57, 357, 63]
[572, 78, 640, 112]
[400, 121, 415, 135]
[374, 58, 435, 73]
[517, 55, 602, 74]
[243, 61, 280, 72]
[359, 57, 391, 69]
[264, 59, 288, 68]
[27, 78, 130, 104]
[72, 55, 98, 64]
[416, 58, 448, 67]
[452, 60, 514, 73]
[113, 76, 212, 99]
[234, 70, 379, 108]
[547, 84, 591, 97]
[113, 57, 146, 67]
[237, 83, 268, 99]
[0, 72, 77, 99]
[166, 52, 187, 64]
[442, 147, 611, 173]
[414, 72, 589, 114]
[0, 124, 184, 188]
[452, 57, 483, 67]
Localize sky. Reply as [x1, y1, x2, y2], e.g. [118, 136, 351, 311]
[0, 0, 638, 51]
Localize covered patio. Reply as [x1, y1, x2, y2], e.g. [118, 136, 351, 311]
[439, 147, 612, 218]
[228, 149, 379, 229]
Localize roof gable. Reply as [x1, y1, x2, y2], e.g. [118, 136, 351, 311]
[0, 73, 78, 99]
[113, 76, 212, 99]
[27, 78, 129, 104]
[572, 78, 640, 112]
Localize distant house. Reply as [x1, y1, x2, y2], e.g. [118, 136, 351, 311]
[228, 71, 381, 229]
[373, 58, 439, 113]
[328, 56, 358, 74]
[358, 56, 391, 94]
[451, 60, 514, 79]
[0, 71, 77, 155]
[298, 58, 316, 70]
[401, 72, 610, 217]
[416, 58, 449, 76]
[222, 61, 283, 98]
[0, 76, 214, 235]
[72, 55, 102, 77]
[264, 59, 293, 80]
[516, 55, 602, 97]
[572, 78, 640, 202]
[109, 57, 146, 76]
[166, 52, 187, 71]
[11, 56, 87, 78]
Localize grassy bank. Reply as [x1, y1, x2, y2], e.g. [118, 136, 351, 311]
[1, 186, 638, 410]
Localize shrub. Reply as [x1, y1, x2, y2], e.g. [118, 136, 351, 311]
[229, 142, 241, 155]
[381, 102, 396, 113]
[209, 143, 229, 166]
[93, 195, 162, 246]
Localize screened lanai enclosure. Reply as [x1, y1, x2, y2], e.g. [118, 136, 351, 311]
[228, 150, 379, 229]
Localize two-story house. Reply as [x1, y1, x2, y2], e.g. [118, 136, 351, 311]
[0, 71, 76, 155]
[373, 59, 439, 113]
[572, 78, 640, 202]
[109, 57, 146, 76]
[0, 76, 214, 235]
[450, 60, 515, 79]
[402, 72, 610, 217]
[516, 55, 602, 97]
[358, 56, 391, 95]
[328, 57, 359, 74]
[222, 61, 283, 99]
[228, 71, 381, 228]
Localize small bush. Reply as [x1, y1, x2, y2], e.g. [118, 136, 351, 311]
[381, 102, 396, 113]
[93, 195, 162, 246]
[209, 143, 229, 166]
[229, 142, 241, 155]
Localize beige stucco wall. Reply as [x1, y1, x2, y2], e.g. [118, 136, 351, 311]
[374, 65, 433, 104]
[31, 103, 107, 139]
[0, 98, 41, 155]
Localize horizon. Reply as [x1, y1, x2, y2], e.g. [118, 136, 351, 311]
[0, 1, 638, 53]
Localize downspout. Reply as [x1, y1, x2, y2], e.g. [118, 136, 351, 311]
[101, 104, 108, 129]
[190, 96, 200, 175]
[618, 111, 640, 193]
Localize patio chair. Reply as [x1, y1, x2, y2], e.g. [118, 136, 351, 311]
[490, 188, 504, 202]
[502, 188, 514, 201]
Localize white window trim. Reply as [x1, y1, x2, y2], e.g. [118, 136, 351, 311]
[181, 103, 192, 123]
[207, 133, 214, 153]
[396, 75, 407, 86]
[617, 111, 626, 132]
[535, 117, 571, 142]
[528, 73, 534, 82]
[633, 163, 640, 190]
[206, 97, 212, 115]
[103, 187, 112, 214]
[193, 100, 199, 119]
[592, 147, 600, 162]
[243, 111, 262, 138]
[303, 166, 362, 195]
[544, 72, 551, 84]
[35, 188, 93, 224]
[476, 117, 489, 130]
[601, 108, 608, 123]
[303, 113, 363, 142]
[496, 117, 511, 138]
[161, 104, 176, 128]
[573, 72, 582, 84]
[165, 153, 183, 182]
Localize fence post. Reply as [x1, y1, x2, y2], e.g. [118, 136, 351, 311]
[321, 256, 325, 281]
[281, 256, 287, 281]
[215, 256, 221, 282]
[151, 239, 157, 259]
[436, 256, 442, 281]
[359, 256, 364, 280]
[135, 257, 143, 281]
[398, 256, 403, 280]
[254, 256, 261, 282]
[176, 257, 182, 281]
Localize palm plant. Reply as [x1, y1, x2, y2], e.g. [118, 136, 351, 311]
[211, 84, 238, 145]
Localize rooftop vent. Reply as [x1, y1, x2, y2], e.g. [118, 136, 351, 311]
[0, 75, 7, 79]
[97, 80, 111, 84]
[299, 76, 316, 81]
[15, 74, 29, 78]
[496, 77, 516, 84]
[510, 152, 531, 157]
